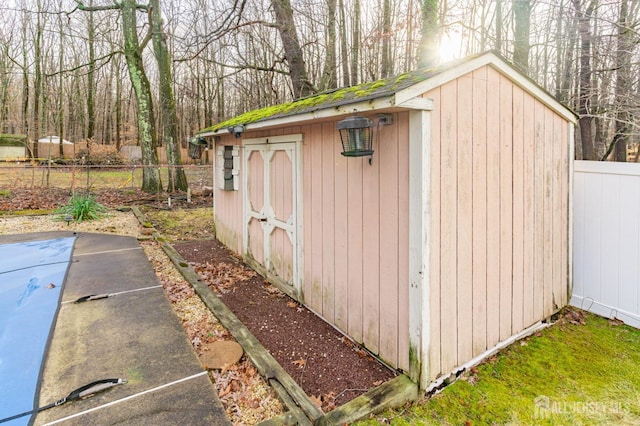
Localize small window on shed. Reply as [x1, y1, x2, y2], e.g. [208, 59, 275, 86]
[216, 145, 239, 191]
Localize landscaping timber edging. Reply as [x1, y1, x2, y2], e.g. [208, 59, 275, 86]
[160, 242, 320, 424]
[317, 375, 418, 425]
[132, 206, 419, 424]
[162, 241, 419, 425]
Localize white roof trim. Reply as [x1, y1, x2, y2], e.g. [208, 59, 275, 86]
[396, 51, 577, 123]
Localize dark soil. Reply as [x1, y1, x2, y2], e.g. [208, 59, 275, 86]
[173, 239, 397, 410]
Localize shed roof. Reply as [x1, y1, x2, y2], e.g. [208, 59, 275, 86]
[199, 51, 576, 137]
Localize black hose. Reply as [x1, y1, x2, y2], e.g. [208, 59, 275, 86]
[0, 378, 126, 424]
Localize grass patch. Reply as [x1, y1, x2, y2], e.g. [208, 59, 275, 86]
[142, 207, 213, 242]
[357, 308, 640, 425]
[0, 209, 50, 216]
[56, 193, 106, 222]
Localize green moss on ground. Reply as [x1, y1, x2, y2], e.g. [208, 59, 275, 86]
[357, 308, 640, 425]
[142, 207, 213, 243]
[0, 209, 50, 216]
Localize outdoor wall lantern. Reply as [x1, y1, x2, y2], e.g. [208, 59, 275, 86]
[337, 113, 393, 164]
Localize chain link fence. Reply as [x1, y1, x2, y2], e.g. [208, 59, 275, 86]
[0, 163, 213, 195]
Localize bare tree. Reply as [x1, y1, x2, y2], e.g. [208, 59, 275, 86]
[150, 0, 187, 191]
[573, 0, 597, 160]
[271, 0, 315, 98]
[513, 0, 531, 73]
[418, 0, 439, 67]
[381, 0, 392, 77]
[338, 0, 350, 86]
[602, 0, 634, 161]
[320, 0, 337, 90]
[351, 0, 361, 85]
[73, 0, 161, 191]
[86, 0, 96, 143]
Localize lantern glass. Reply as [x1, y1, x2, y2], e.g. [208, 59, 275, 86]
[337, 116, 373, 157]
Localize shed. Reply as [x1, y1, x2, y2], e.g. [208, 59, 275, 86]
[37, 136, 74, 159]
[0, 134, 28, 160]
[199, 51, 576, 389]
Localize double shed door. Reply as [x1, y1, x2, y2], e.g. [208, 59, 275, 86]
[243, 135, 302, 296]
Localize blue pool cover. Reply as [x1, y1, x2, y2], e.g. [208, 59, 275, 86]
[0, 237, 76, 425]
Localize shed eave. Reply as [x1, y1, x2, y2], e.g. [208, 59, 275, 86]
[225, 94, 433, 132]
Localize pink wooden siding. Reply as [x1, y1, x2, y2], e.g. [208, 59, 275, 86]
[213, 137, 243, 254]
[214, 120, 411, 372]
[426, 65, 570, 381]
[299, 117, 411, 371]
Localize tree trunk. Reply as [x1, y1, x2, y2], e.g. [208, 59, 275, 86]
[513, 0, 531, 73]
[150, 0, 188, 191]
[380, 0, 392, 77]
[607, 0, 632, 162]
[556, 3, 577, 103]
[338, 0, 350, 87]
[271, 0, 314, 98]
[495, 0, 503, 52]
[320, 0, 337, 90]
[122, 0, 161, 191]
[21, 9, 30, 156]
[350, 0, 361, 85]
[86, 0, 96, 141]
[0, 42, 10, 132]
[58, 10, 64, 158]
[573, 0, 596, 160]
[418, 0, 438, 67]
[32, 0, 44, 159]
[115, 56, 122, 151]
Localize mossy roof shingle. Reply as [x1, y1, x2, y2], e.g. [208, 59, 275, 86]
[198, 56, 471, 134]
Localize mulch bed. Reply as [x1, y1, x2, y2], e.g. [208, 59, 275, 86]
[172, 239, 397, 410]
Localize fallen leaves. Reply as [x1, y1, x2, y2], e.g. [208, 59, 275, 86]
[211, 359, 283, 424]
[192, 261, 256, 294]
[292, 358, 307, 369]
[562, 308, 586, 326]
[608, 317, 624, 326]
[310, 392, 337, 412]
[141, 240, 283, 424]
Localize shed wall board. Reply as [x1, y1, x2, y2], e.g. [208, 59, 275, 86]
[425, 64, 570, 381]
[299, 115, 411, 370]
[428, 87, 442, 379]
[471, 67, 488, 357]
[213, 136, 243, 254]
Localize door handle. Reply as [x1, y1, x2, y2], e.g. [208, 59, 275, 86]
[258, 217, 268, 222]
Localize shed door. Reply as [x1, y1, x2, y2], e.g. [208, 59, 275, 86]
[244, 139, 300, 293]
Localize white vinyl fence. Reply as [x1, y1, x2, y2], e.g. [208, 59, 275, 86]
[572, 160, 640, 328]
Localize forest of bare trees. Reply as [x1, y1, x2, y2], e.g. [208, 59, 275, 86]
[0, 0, 638, 177]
